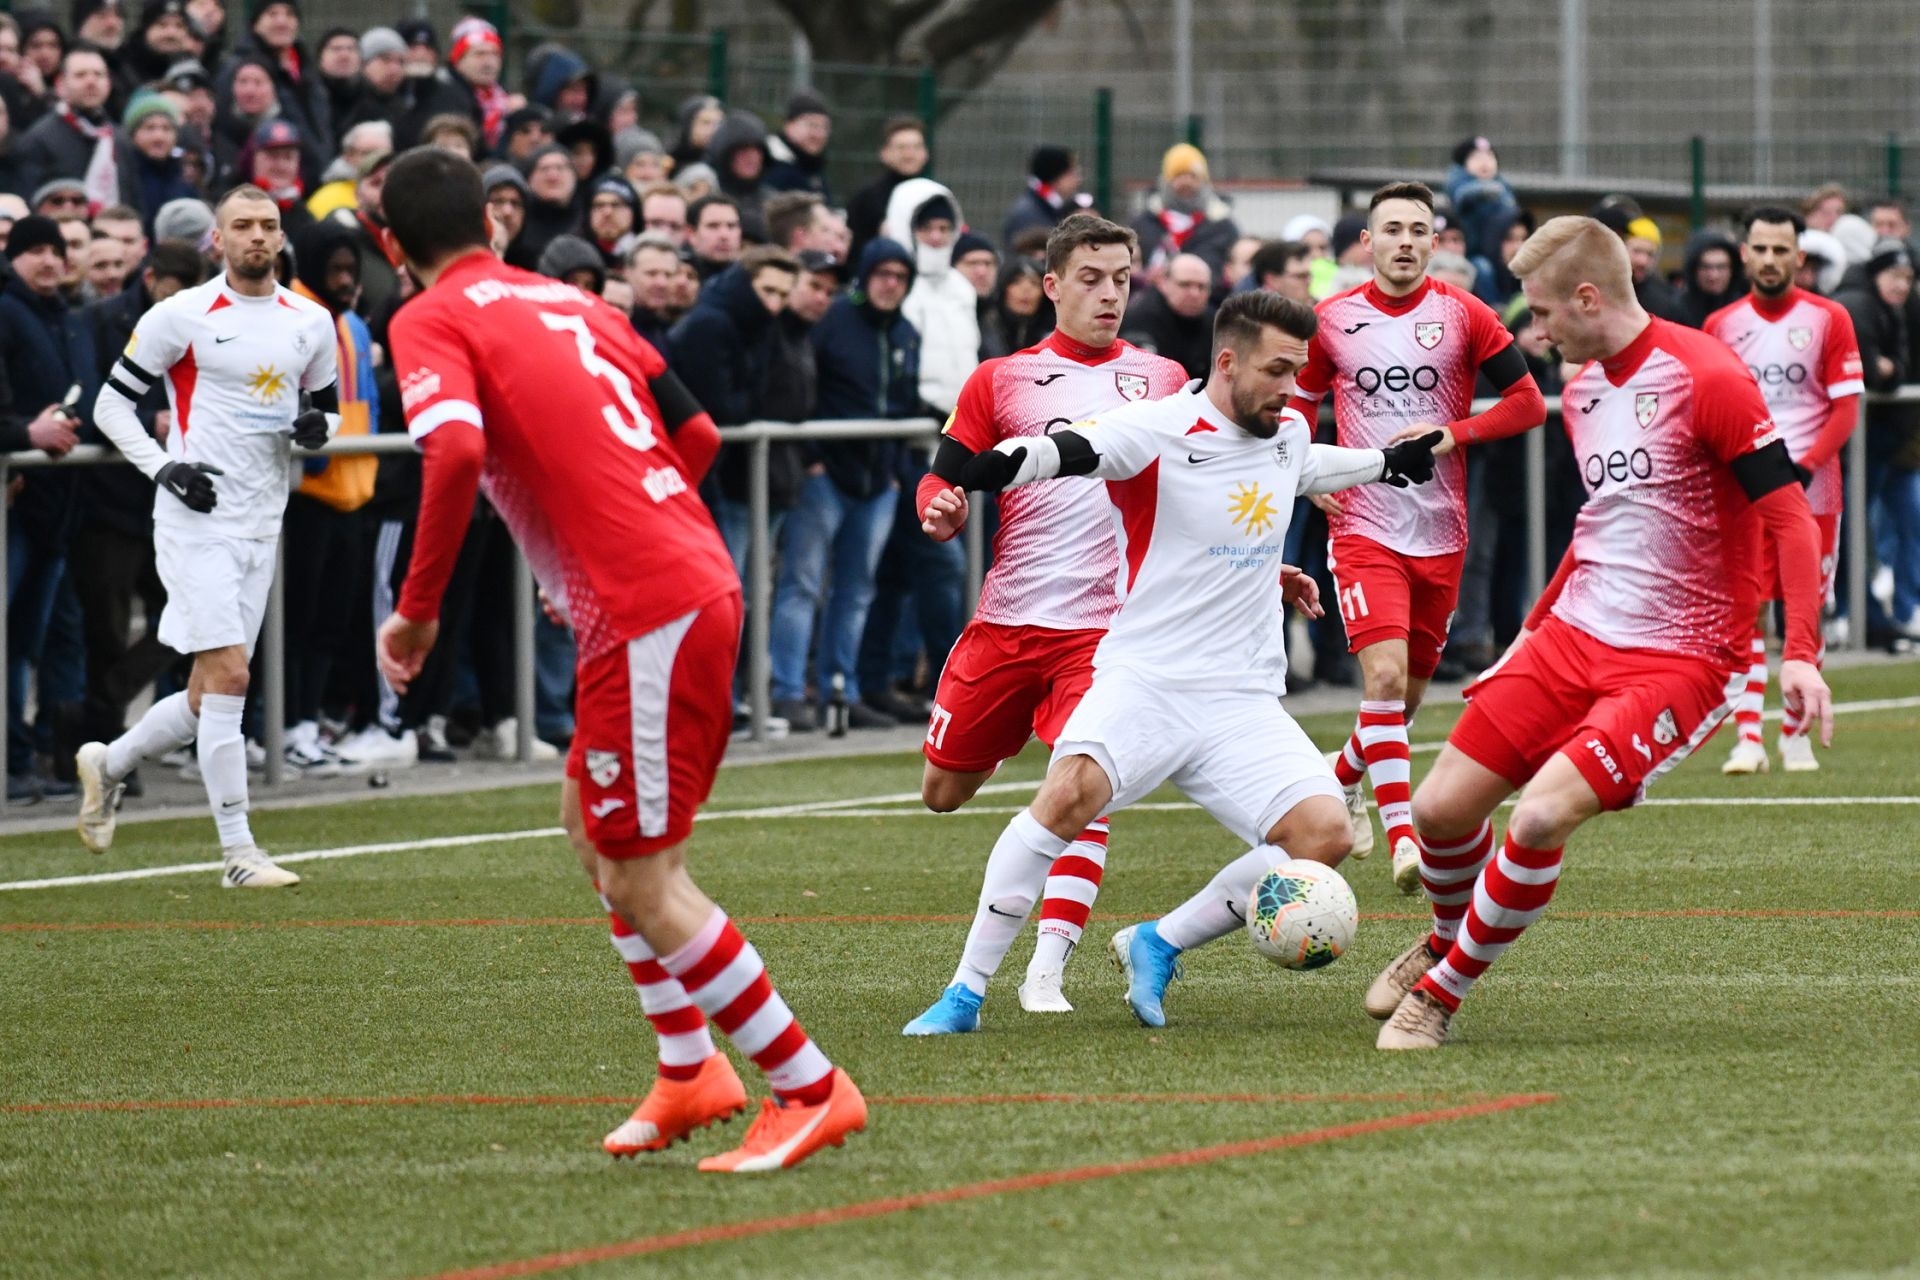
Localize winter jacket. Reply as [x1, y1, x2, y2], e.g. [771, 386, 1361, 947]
[80, 278, 162, 538]
[705, 110, 772, 244]
[523, 44, 596, 113]
[809, 238, 921, 499]
[1119, 287, 1214, 381]
[883, 177, 980, 414]
[1442, 163, 1519, 263]
[668, 262, 777, 429]
[14, 107, 140, 202]
[0, 274, 98, 544]
[1129, 186, 1241, 282]
[129, 151, 197, 232]
[1001, 180, 1087, 250]
[215, 36, 333, 183]
[846, 167, 915, 262]
[764, 128, 831, 204]
[1674, 230, 1748, 330]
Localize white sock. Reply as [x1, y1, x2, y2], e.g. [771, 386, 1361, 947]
[105, 691, 199, 780]
[198, 693, 254, 850]
[1157, 844, 1288, 951]
[952, 810, 1069, 996]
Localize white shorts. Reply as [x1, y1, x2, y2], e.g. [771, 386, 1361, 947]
[1052, 668, 1342, 846]
[156, 529, 277, 658]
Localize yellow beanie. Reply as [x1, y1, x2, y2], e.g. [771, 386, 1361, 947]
[1162, 142, 1209, 182]
[1625, 216, 1662, 248]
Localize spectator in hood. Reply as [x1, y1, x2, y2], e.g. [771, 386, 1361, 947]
[1121, 250, 1215, 379]
[1798, 227, 1846, 296]
[978, 256, 1052, 359]
[556, 115, 611, 184]
[846, 114, 926, 259]
[215, 0, 331, 181]
[705, 108, 771, 243]
[595, 81, 639, 136]
[3, 17, 56, 134]
[516, 142, 579, 261]
[668, 93, 723, 173]
[523, 42, 595, 119]
[1675, 228, 1746, 328]
[770, 236, 920, 732]
[882, 175, 977, 414]
[1002, 144, 1090, 249]
[764, 90, 832, 202]
[338, 27, 420, 142]
[686, 191, 741, 282]
[116, 0, 196, 104]
[615, 125, 665, 188]
[17, 15, 66, 112]
[623, 231, 680, 353]
[498, 104, 551, 165]
[481, 162, 537, 271]
[157, 58, 215, 133]
[1472, 204, 1533, 311]
[536, 232, 605, 294]
[0, 97, 30, 200]
[121, 92, 193, 228]
[585, 172, 637, 268]
[16, 44, 128, 206]
[1442, 134, 1519, 263]
[315, 26, 363, 124]
[1129, 142, 1241, 283]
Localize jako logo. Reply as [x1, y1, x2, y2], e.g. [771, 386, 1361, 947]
[1583, 737, 1624, 784]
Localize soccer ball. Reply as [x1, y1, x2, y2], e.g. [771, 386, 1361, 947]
[1246, 860, 1358, 970]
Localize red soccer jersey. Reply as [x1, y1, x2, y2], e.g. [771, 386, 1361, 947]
[943, 331, 1187, 630]
[1554, 318, 1782, 666]
[390, 253, 735, 662]
[1291, 277, 1514, 556]
[1703, 287, 1863, 516]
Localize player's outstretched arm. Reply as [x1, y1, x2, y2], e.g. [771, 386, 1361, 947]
[1300, 431, 1443, 495]
[955, 428, 1101, 492]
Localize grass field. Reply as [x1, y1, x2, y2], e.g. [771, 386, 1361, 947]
[3, 662, 1918, 1279]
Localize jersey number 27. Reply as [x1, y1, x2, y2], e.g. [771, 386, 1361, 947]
[540, 311, 657, 451]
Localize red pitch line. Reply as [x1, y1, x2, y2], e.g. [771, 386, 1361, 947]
[416, 1093, 1559, 1280]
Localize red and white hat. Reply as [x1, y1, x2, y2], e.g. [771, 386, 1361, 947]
[449, 16, 502, 66]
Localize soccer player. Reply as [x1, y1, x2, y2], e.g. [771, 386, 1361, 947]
[1705, 207, 1862, 775]
[902, 213, 1187, 1032]
[1367, 217, 1834, 1051]
[370, 148, 864, 1172]
[76, 185, 339, 889]
[945, 291, 1443, 1029]
[1287, 181, 1545, 894]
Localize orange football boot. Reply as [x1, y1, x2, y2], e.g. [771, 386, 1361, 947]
[602, 1053, 747, 1157]
[696, 1068, 867, 1173]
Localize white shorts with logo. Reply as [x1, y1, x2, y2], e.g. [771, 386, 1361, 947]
[1052, 667, 1342, 846]
[156, 528, 277, 658]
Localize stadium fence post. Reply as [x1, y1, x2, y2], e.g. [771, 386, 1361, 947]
[1887, 133, 1903, 198]
[917, 70, 939, 167]
[513, 549, 536, 763]
[1689, 136, 1706, 230]
[1184, 114, 1203, 151]
[963, 489, 984, 621]
[1525, 419, 1547, 604]
[1846, 416, 1868, 651]
[1093, 88, 1113, 217]
[706, 30, 729, 100]
[748, 429, 773, 742]
[262, 541, 286, 785]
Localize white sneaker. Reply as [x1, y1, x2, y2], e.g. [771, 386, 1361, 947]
[246, 740, 267, 772]
[1018, 967, 1074, 1013]
[1721, 738, 1770, 775]
[1778, 733, 1819, 773]
[1390, 835, 1422, 895]
[474, 718, 559, 762]
[1870, 564, 1894, 614]
[1326, 750, 1374, 859]
[221, 846, 300, 888]
[74, 741, 122, 854]
[284, 736, 343, 778]
[334, 725, 418, 769]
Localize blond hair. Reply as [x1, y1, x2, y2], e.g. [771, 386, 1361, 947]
[1509, 215, 1635, 304]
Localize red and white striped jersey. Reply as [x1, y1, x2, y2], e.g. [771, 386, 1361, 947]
[1703, 287, 1862, 516]
[943, 331, 1187, 630]
[1291, 277, 1512, 556]
[1554, 319, 1779, 666]
[120, 274, 337, 539]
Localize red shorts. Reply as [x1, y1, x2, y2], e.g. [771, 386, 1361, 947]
[1761, 511, 1840, 608]
[1327, 534, 1465, 679]
[923, 621, 1103, 773]
[1449, 615, 1743, 811]
[566, 592, 741, 859]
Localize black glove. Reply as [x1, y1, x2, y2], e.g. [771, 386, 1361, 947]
[1380, 430, 1445, 488]
[156, 461, 222, 513]
[292, 408, 331, 450]
[956, 445, 1027, 493]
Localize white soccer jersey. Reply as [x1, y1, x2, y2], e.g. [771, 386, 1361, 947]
[117, 275, 337, 539]
[1067, 385, 1385, 695]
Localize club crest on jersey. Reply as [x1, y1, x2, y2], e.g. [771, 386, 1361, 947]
[1115, 372, 1148, 401]
[1652, 707, 1677, 746]
[585, 749, 621, 788]
[1273, 439, 1290, 466]
[1788, 327, 1812, 351]
[293, 330, 310, 356]
[1635, 393, 1659, 427]
[1414, 321, 1444, 350]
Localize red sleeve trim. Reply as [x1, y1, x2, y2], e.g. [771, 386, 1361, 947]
[914, 472, 963, 540]
[1798, 394, 1857, 475]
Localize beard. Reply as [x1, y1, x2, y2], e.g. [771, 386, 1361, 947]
[229, 249, 275, 282]
[1230, 380, 1281, 438]
[1752, 269, 1792, 297]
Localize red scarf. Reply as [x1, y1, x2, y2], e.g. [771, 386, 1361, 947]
[474, 82, 509, 149]
[58, 102, 117, 215]
[1156, 207, 1201, 250]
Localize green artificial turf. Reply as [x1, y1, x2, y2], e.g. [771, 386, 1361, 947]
[2, 663, 1916, 1278]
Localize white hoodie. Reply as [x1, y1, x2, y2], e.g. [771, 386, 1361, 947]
[883, 176, 981, 415]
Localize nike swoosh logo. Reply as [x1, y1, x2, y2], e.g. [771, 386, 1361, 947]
[1187, 452, 1220, 465]
[1342, 322, 1370, 334]
[220, 799, 245, 810]
[986, 904, 1025, 919]
[215, 335, 237, 344]
[1033, 373, 1064, 386]
[1226, 900, 1245, 922]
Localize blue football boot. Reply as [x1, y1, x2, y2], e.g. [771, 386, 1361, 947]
[1108, 921, 1184, 1028]
[902, 983, 983, 1035]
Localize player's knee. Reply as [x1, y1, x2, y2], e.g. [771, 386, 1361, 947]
[1411, 790, 1476, 845]
[1507, 795, 1579, 851]
[1031, 757, 1109, 836]
[1272, 806, 1352, 866]
[921, 769, 975, 813]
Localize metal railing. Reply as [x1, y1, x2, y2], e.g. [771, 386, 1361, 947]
[0, 394, 1901, 773]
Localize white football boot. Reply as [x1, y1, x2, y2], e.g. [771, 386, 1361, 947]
[1390, 836, 1422, 895]
[1018, 967, 1073, 1013]
[1721, 738, 1770, 775]
[1325, 750, 1373, 858]
[1778, 733, 1819, 773]
[74, 742, 123, 854]
[221, 846, 301, 888]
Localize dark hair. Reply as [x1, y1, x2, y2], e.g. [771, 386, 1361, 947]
[879, 115, 925, 145]
[1866, 195, 1909, 220]
[382, 147, 489, 265]
[1011, 225, 1052, 259]
[1743, 205, 1806, 237]
[1043, 212, 1137, 278]
[1368, 180, 1436, 219]
[147, 239, 208, 288]
[1249, 239, 1308, 282]
[687, 192, 739, 227]
[422, 112, 481, 157]
[764, 191, 822, 248]
[1212, 289, 1318, 359]
[739, 244, 799, 280]
[61, 40, 108, 74]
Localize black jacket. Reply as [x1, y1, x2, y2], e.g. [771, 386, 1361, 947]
[668, 263, 776, 429]
[80, 279, 163, 537]
[846, 168, 915, 262]
[1120, 288, 1215, 381]
[809, 238, 922, 499]
[705, 111, 772, 244]
[1674, 230, 1748, 330]
[630, 306, 673, 358]
[764, 129, 831, 204]
[216, 37, 333, 184]
[14, 107, 140, 201]
[0, 274, 98, 543]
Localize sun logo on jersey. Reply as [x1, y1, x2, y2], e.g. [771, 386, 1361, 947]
[1228, 481, 1279, 537]
[245, 365, 291, 404]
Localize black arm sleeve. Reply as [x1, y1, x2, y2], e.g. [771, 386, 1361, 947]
[307, 383, 340, 414]
[1730, 438, 1802, 502]
[931, 434, 977, 484]
[1054, 430, 1098, 476]
[648, 366, 707, 433]
[1479, 341, 1532, 392]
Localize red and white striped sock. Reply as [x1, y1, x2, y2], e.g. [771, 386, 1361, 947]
[1416, 833, 1563, 1012]
[1333, 729, 1367, 789]
[1356, 700, 1413, 850]
[1735, 631, 1767, 745]
[1779, 642, 1824, 739]
[1416, 819, 1495, 952]
[1029, 817, 1109, 973]
[660, 907, 835, 1106]
[602, 896, 716, 1080]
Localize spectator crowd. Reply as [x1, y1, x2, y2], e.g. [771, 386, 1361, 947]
[0, 6, 1913, 802]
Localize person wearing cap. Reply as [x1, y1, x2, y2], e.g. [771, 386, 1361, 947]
[555, 114, 611, 184]
[240, 117, 313, 232]
[1675, 227, 1747, 329]
[116, 0, 196, 104]
[418, 16, 515, 152]
[667, 93, 723, 174]
[1002, 144, 1089, 249]
[17, 44, 127, 209]
[152, 194, 213, 259]
[122, 91, 193, 228]
[334, 27, 418, 143]
[73, 0, 127, 57]
[216, 0, 331, 181]
[950, 229, 997, 302]
[0, 212, 99, 800]
[765, 89, 832, 203]
[1442, 134, 1518, 264]
[585, 172, 638, 268]
[614, 125, 665, 188]
[32, 176, 93, 222]
[1128, 142, 1241, 284]
[393, 18, 437, 77]
[314, 26, 363, 125]
[518, 142, 579, 262]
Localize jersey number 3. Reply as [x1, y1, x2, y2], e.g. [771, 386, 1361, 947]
[540, 311, 657, 451]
